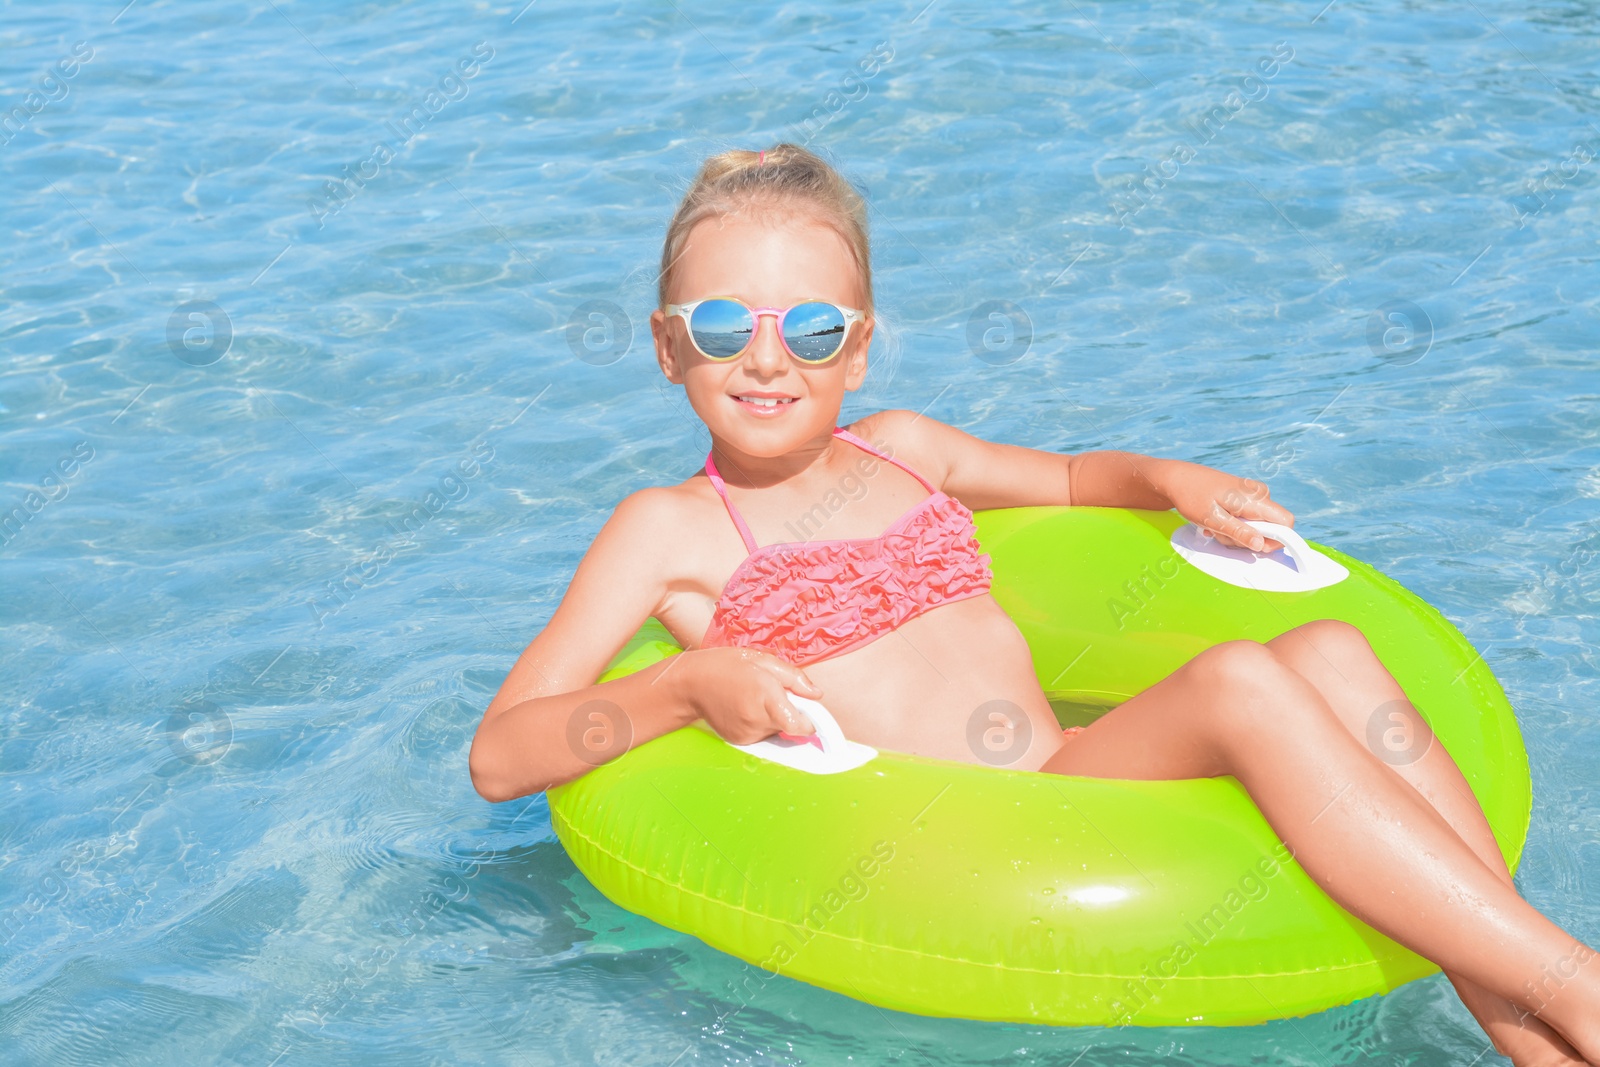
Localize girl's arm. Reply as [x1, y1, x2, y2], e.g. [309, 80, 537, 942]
[469, 489, 698, 801]
[472, 487, 827, 801]
[858, 409, 1295, 552]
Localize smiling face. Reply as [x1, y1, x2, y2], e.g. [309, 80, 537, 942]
[650, 207, 874, 459]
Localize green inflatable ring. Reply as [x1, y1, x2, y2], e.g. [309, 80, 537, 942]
[546, 506, 1531, 1026]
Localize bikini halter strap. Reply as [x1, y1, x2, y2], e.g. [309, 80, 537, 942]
[703, 450, 761, 554]
[831, 426, 937, 493]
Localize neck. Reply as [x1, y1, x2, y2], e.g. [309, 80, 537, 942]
[708, 426, 842, 489]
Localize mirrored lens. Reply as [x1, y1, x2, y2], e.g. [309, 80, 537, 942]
[688, 299, 755, 359]
[782, 302, 848, 362]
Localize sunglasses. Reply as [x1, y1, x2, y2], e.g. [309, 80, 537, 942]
[665, 297, 867, 366]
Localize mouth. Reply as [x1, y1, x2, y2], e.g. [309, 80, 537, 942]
[731, 394, 799, 414]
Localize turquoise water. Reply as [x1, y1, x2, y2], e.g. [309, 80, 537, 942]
[2, 0, 1596, 1063]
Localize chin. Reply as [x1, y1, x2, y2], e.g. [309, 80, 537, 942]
[696, 399, 838, 445]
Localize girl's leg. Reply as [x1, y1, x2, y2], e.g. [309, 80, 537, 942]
[1264, 620, 1584, 1066]
[1037, 638, 1600, 1061]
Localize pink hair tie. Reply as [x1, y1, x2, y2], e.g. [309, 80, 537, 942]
[758, 149, 765, 165]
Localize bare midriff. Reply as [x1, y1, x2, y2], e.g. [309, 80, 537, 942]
[658, 585, 1066, 772]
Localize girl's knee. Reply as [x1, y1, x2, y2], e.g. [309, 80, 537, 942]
[1285, 618, 1375, 665]
[1193, 639, 1288, 689]
[1196, 639, 1292, 703]
[1189, 640, 1307, 727]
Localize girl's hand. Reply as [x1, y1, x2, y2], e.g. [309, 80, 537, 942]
[679, 647, 825, 745]
[1160, 463, 1295, 552]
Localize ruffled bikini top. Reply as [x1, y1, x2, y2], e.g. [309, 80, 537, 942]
[699, 427, 994, 666]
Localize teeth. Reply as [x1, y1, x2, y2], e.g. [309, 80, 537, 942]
[737, 396, 795, 407]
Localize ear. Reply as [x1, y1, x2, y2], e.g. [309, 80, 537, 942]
[842, 316, 874, 392]
[650, 308, 684, 383]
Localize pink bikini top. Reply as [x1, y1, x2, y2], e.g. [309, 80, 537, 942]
[699, 427, 994, 666]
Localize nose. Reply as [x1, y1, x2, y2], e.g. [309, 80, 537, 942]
[746, 309, 789, 374]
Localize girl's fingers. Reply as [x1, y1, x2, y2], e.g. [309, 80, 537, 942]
[1222, 479, 1289, 520]
[791, 669, 822, 697]
[1207, 489, 1294, 551]
[1235, 495, 1295, 527]
[760, 654, 823, 697]
[1206, 514, 1272, 552]
[775, 695, 814, 735]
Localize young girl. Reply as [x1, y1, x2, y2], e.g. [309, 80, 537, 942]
[470, 144, 1598, 1065]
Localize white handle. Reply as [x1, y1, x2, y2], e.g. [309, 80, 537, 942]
[1170, 518, 1349, 592]
[786, 693, 847, 753]
[1242, 520, 1315, 573]
[732, 692, 879, 774]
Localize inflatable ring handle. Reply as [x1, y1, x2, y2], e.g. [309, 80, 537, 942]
[1172, 518, 1349, 592]
[779, 693, 848, 754]
[734, 693, 879, 773]
[1244, 520, 1317, 572]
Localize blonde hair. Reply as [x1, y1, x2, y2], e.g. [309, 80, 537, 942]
[657, 143, 874, 315]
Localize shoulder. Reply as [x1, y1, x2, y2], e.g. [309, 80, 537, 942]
[843, 408, 960, 486]
[844, 408, 941, 454]
[601, 483, 701, 548]
[596, 474, 727, 573]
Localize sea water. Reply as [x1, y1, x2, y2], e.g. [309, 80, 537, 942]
[1, 1, 1596, 1064]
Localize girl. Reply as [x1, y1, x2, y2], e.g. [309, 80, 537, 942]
[470, 144, 1598, 1065]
